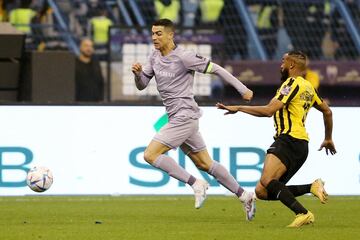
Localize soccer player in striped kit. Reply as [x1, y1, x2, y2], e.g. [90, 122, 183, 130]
[217, 51, 336, 227]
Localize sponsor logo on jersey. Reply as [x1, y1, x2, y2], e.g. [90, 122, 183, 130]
[280, 85, 292, 96]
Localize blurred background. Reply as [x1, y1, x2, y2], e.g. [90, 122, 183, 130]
[0, 0, 359, 106]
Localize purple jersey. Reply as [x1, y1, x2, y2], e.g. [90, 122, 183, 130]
[141, 46, 210, 121]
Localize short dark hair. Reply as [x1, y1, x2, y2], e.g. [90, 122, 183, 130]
[287, 50, 307, 62]
[287, 50, 308, 70]
[152, 18, 175, 32]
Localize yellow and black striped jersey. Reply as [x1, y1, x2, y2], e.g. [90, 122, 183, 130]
[273, 76, 323, 141]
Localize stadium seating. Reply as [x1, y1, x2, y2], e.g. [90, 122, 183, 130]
[1, 0, 359, 105]
[4, 1, 358, 60]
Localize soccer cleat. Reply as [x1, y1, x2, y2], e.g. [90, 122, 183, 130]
[192, 179, 209, 209]
[287, 211, 315, 228]
[310, 178, 328, 204]
[240, 192, 256, 221]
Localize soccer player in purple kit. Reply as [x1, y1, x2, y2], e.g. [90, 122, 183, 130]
[132, 19, 256, 221]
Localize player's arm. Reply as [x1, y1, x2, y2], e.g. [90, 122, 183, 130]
[314, 101, 336, 155]
[216, 97, 284, 117]
[181, 51, 252, 101]
[132, 63, 152, 90]
[207, 63, 253, 101]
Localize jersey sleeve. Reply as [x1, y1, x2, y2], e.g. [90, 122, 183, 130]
[312, 88, 323, 106]
[180, 50, 211, 73]
[141, 51, 155, 79]
[275, 78, 300, 105]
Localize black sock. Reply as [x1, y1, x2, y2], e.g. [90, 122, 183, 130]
[266, 179, 308, 215]
[287, 184, 311, 197]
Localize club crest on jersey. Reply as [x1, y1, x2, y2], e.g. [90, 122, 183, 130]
[280, 85, 292, 96]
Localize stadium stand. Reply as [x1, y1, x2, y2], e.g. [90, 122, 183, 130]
[0, 0, 359, 105]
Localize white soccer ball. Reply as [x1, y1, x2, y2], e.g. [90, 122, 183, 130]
[26, 166, 53, 192]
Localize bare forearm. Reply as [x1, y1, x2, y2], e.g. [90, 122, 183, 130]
[217, 98, 282, 117]
[237, 105, 273, 117]
[236, 98, 282, 117]
[323, 108, 333, 140]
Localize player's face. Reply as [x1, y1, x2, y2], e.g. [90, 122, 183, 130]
[80, 39, 94, 58]
[280, 54, 290, 82]
[151, 25, 173, 50]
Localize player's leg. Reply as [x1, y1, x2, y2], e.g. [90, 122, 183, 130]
[260, 154, 310, 213]
[147, 119, 213, 208]
[277, 140, 327, 202]
[176, 144, 210, 209]
[253, 162, 310, 200]
[281, 162, 327, 202]
[144, 140, 198, 186]
[261, 153, 314, 227]
[185, 148, 247, 198]
[143, 139, 171, 165]
[261, 135, 315, 227]
[286, 179, 328, 203]
[255, 181, 268, 200]
[254, 166, 314, 200]
[143, 121, 202, 195]
[286, 184, 311, 197]
[182, 131, 244, 196]
[181, 133, 256, 221]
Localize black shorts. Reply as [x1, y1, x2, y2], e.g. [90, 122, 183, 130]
[267, 134, 309, 184]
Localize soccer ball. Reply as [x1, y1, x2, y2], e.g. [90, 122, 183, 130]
[26, 166, 53, 192]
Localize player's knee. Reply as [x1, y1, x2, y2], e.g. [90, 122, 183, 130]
[255, 184, 268, 200]
[143, 149, 156, 164]
[194, 161, 210, 171]
[260, 175, 273, 188]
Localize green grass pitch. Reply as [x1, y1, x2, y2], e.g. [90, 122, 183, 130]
[0, 195, 359, 240]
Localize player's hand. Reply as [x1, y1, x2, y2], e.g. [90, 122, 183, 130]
[216, 102, 239, 115]
[318, 139, 337, 155]
[242, 89, 253, 102]
[132, 63, 142, 76]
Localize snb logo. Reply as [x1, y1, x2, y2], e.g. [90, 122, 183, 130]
[129, 147, 265, 188]
[128, 113, 265, 188]
[0, 147, 33, 187]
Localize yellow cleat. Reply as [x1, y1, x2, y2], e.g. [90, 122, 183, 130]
[287, 211, 315, 228]
[311, 178, 328, 204]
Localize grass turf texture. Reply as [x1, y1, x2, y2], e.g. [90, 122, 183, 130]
[0, 196, 359, 240]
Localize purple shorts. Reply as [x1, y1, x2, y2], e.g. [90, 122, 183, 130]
[153, 118, 206, 153]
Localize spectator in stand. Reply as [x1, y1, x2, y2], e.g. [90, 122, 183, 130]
[75, 38, 104, 102]
[2, 0, 16, 20]
[218, 0, 247, 59]
[330, 0, 359, 60]
[0, 0, 7, 21]
[182, 0, 199, 27]
[273, 5, 293, 60]
[9, 0, 36, 33]
[283, 1, 327, 59]
[31, 1, 59, 51]
[321, 31, 339, 61]
[154, 0, 180, 24]
[88, 7, 113, 45]
[198, 0, 224, 26]
[250, 2, 279, 58]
